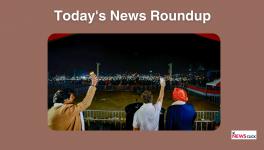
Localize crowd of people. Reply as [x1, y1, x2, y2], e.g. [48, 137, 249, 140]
[48, 72, 216, 90]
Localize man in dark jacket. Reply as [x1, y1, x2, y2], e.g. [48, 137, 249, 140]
[166, 88, 196, 130]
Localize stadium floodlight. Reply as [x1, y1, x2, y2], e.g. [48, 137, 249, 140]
[168, 63, 173, 87]
[96, 62, 101, 77]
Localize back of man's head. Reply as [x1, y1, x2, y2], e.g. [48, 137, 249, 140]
[172, 88, 188, 102]
[141, 90, 153, 103]
[53, 88, 74, 104]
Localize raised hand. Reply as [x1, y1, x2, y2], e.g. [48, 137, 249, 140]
[90, 72, 98, 87]
[160, 77, 166, 87]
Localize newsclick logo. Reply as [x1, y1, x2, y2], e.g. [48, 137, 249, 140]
[231, 130, 257, 140]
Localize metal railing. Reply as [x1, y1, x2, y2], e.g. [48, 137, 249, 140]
[83, 110, 220, 130]
[84, 110, 126, 130]
[196, 111, 220, 121]
[194, 120, 215, 131]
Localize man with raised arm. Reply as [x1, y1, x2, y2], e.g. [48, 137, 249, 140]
[133, 77, 166, 131]
[48, 72, 98, 131]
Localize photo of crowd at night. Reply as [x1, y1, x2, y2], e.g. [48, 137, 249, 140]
[48, 34, 220, 131]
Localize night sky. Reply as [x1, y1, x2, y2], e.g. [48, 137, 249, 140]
[48, 34, 220, 76]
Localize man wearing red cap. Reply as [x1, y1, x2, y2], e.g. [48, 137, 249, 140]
[165, 88, 196, 130]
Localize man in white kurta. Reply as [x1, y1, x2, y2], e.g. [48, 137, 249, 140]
[133, 78, 166, 131]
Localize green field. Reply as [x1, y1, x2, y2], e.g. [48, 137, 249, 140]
[76, 90, 220, 111]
